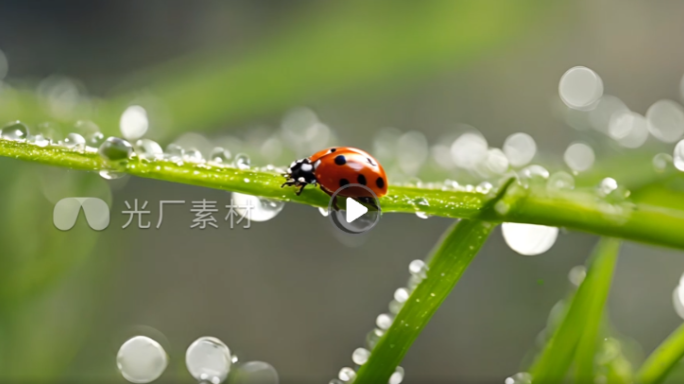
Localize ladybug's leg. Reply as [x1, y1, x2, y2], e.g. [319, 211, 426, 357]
[296, 184, 306, 195]
[358, 197, 380, 211]
[332, 196, 340, 211]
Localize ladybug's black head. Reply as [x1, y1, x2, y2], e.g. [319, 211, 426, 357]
[285, 158, 317, 186]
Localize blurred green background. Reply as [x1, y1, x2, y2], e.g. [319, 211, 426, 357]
[1, 1, 684, 383]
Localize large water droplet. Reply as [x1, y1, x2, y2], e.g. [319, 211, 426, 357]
[504, 372, 532, 384]
[647, 100, 684, 143]
[63, 132, 86, 150]
[184, 147, 204, 163]
[117, 336, 168, 384]
[232, 361, 279, 384]
[502, 223, 559, 256]
[234, 153, 251, 170]
[120, 105, 149, 140]
[232, 192, 285, 222]
[352, 347, 370, 365]
[547, 171, 575, 191]
[99, 137, 133, 161]
[135, 139, 164, 160]
[564, 142, 595, 172]
[451, 132, 488, 169]
[503, 133, 536, 167]
[674, 140, 684, 171]
[165, 143, 184, 161]
[210, 147, 232, 164]
[408, 259, 427, 277]
[389, 366, 405, 384]
[394, 287, 410, 303]
[186, 336, 232, 384]
[1, 121, 28, 141]
[376, 313, 393, 330]
[559, 66, 603, 109]
[338, 367, 356, 382]
[608, 110, 649, 148]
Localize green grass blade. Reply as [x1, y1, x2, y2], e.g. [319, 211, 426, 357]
[636, 323, 684, 384]
[354, 219, 496, 384]
[531, 238, 621, 383]
[1, 140, 684, 249]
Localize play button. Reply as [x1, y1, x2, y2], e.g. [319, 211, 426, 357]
[345, 198, 368, 223]
[328, 184, 381, 234]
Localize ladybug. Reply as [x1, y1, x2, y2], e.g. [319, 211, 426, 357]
[282, 147, 388, 210]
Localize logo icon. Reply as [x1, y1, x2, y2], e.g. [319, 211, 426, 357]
[53, 197, 110, 231]
[328, 184, 381, 234]
[345, 197, 368, 223]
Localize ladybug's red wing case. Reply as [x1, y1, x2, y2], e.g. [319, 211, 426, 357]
[314, 150, 388, 198]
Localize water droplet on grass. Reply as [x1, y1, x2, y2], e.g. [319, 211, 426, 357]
[318, 207, 329, 217]
[165, 143, 184, 160]
[28, 134, 49, 147]
[503, 133, 536, 167]
[135, 139, 164, 160]
[547, 171, 575, 191]
[389, 366, 405, 384]
[564, 142, 595, 172]
[1, 121, 28, 141]
[64, 132, 86, 150]
[234, 153, 251, 169]
[232, 361, 279, 384]
[352, 347, 370, 365]
[210, 147, 231, 164]
[366, 329, 382, 350]
[184, 148, 204, 162]
[232, 192, 285, 222]
[502, 223, 559, 256]
[117, 336, 168, 383]
[186, 336, 232, 384]
[568, 265, 586, 287]
[415, 212, 429, 219]
[99, 137, 133, 161]
[674, 140, 684, 171]
[408, 259, 427, 277]
[505, 372, 532, 384]
[376, 313, 393, 330]
[559, 66, 603, 109]
[647, 99, 684, 143]
[598, 177, 618, 197]
[338, 367, 356, 382]
[99, 170, 126, 180]
[394, 288, 410, 303]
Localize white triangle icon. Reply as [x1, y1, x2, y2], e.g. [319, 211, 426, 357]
[345, 198, 368, 223]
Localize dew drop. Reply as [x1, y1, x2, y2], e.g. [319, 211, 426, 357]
[117, 336, 168, 384]
[564, 142, 595, 172]
[415, 212, 429, 219]
[232, 361, 279, 384]
[165, 143, 184, 160]
[63, 132, 86, 150]
[504, 372, 532, 384]
[210, 147, 232, 164]
[597, 177, 618, 197]
[547, 171, 575, 191]
[568, 265, 586, 287]
[234, 153, 251, 170]
[559, 66, 603, 109]
[120, 105, 149, 140]
[502, 223, 559, 256]
[389, 300, 404, 314]
[318, 207, 329, 217]
[653, 153, 673, 173]
[352, 347, 370, 365]
[503, 133, 536, 167]
[87, 131, 105, 147]
[99, 170, 126, 180]
[646, 99, 684, 143]
[519, 165, 549, 186]
[376, 313, 394, 330]
[389, 366, 405, 384]
[28, 134, 49, 148]
[135, 139, 164, 160]
[408, 259, 427, 277]
[186, 336, 232, 384]
[338, 367, 356, 382]
[184, 147, 204, 163]
[394, 288, 410, 303]
[366, 329, 382, 350]
[674, 140, 684, 171]
[232, 192, 285, 222]
[99, 137, 133, 162]
[1, 121, 28, 141]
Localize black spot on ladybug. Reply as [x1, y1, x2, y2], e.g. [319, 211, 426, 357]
[329, 148, 337, 153]
[367, 157, 376, 166]
[376, 177, 385, 189]
[357, 174, 367, 185]
[339, 178, 349, 187]
[334, 155, 346, 165]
